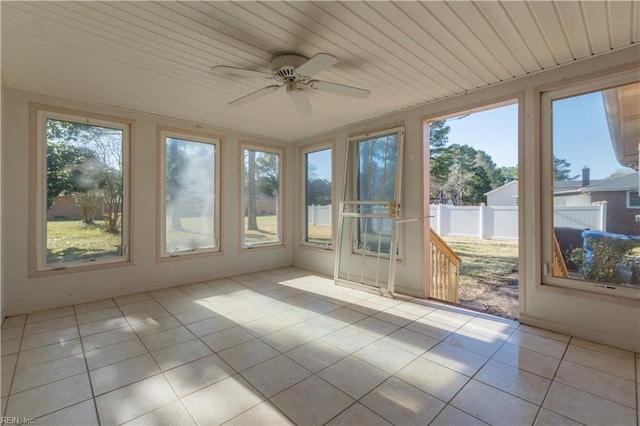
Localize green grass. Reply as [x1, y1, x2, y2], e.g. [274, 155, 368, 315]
[244, 215, 280, 245]
[243, 216, 334, 246]
[307, 224, 332, 245]
[47, 220, 122, 263]
[442, 236, 519, 319]
[166, 216, 216, 252]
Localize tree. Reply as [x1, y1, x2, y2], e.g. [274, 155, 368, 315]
[475, 150, 505, 189]
[255, 152, 279, 197]
[306, 179, 331, 205]
[244, 150, 280, 231]
[45, 142, 96, 209]
[305, 163, 332, 206]
[499, 165, 519, 182]
[100, 168, 122, 233]
[464, 165, 492, 205]
[433, 143, 499, 205]
[245, 150, 259, 231]
[47, 119, 124, 233]
[75, 190, 100, 224]
[554, 156, 579, 181]
[428, 120, 451, 201]
[443, 161, 470, 206]
[429, 120, 450, 157]
[166, 139, 188, 231]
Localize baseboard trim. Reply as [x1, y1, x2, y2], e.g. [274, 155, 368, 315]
[519, 313, 640, 353]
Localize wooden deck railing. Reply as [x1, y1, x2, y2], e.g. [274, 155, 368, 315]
[429, 228, 461, 303]
[552, 233, 569, 278]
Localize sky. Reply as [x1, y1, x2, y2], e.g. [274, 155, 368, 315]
[445, 92, 627, 180]
[551, 91, 625, 180]
[445, 104, 518, 170]
[310, 88, 627, 184]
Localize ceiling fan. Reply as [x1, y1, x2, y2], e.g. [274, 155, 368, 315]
[211, 53, 371, 116]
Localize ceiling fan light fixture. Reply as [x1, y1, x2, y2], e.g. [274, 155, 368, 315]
[212, 52, 370, 116]
[271, 55, 307, 79]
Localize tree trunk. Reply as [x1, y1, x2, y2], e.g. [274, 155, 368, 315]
[247, 150, 259, 231]
[169, 195, 183, 231]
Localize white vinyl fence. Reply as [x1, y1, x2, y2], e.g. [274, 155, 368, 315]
[430, 203, 607, 240]
[307, 205, 332, 226]
[312, 203, 607, 240]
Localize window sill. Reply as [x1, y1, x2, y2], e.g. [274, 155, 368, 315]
[30, 259, 133, 278]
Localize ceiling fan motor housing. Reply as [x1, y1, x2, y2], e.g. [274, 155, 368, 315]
[271, 55, 307, 79]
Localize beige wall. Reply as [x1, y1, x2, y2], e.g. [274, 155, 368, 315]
[2, 46, 638, 351]
[2, 89, 293, 315]
[293, 46, 640, 352]
[1, 78, 4, 322]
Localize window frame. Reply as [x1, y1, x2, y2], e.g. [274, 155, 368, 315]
[626, 190, 640, 209]
[540, 71, 639, 298]
[346, 126, 404, 259]
[239, 142, 285, 250]
[31, 104, 133, 275]
[300, 141, 334, 250]
[157, 127, 222, 260]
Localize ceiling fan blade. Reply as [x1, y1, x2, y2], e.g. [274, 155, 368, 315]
[229, 85, 281, 107]
[310, 80, 371, 99]
[290, 90, 313, 116]
[211, 66, 272, 79]
[295, 53, 337, 77]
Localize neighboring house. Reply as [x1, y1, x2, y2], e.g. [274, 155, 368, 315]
[486, 169, 639, 235]
[555, 170, 639, 234]
[581, 172, 640, 235]
[485, 180, 518, 206]
[553, 167, 602, 207]
[47, 195, 107, 221]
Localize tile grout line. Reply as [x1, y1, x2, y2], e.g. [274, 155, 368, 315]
[1, 317, 27, 418]
[9, 304, 112, 423]
[186, 274, 312, 425]
[424, 318, 515, 425]
[116, 289, 201, 426]
[282, 302, 469, 424]
[532, 334, 574, 425]
[72, 300, 104, 425]
[5, 269, 634, 425]
[547, 341, 639, 413]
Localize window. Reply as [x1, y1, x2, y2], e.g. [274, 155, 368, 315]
[627, 191, 640, 209]
[354, 130, 401, 256]
[334, 127, 404, 293]
[241, 144, 283, 248]
[302, 145, 332, 248]
[541, 73, 639, 297]
[159, 129, 220, 258]
[34, 108, 130, 272]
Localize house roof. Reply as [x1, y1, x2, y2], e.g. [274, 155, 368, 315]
[582, 172, 639, 192]
[485, 180, 518, 196]
[2, 2, 638, 142]
[552, 179, 605, 195]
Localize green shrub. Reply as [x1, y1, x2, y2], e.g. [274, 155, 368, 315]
[567, 237, 639, 283]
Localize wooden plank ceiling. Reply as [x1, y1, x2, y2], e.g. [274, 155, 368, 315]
[2, 1, 638, 142]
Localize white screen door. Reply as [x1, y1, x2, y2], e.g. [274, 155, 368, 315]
[335, 127, 404, 294]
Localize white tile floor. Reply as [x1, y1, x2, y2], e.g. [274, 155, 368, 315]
[1, 267, 638, 426]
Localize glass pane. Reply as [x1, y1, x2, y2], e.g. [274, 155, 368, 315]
[357, 134, 398, 202]
[165, 137, 216, 254]
[551, 81, 640, 288]
[356, 133, 398, 254]
[46, 118, 124, 264]
[243, 148, 280, 246]
[305, 148, 332, 246]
